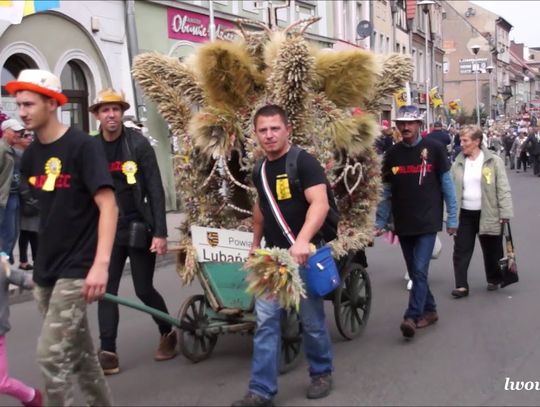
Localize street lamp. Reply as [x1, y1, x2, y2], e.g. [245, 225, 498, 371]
[471, 44, 481, 126]
[418, 0, 434, 131]
[486, 65, 494, 121]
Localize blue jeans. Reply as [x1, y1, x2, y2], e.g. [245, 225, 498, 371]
[399, 233, 437, 321]
[248, 269, 333, 399]
[0, 194, 19, 261]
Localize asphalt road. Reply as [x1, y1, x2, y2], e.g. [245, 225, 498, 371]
[2, 169, 540, 406]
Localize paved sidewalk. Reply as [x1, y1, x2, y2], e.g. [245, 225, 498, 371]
[9, 211, 186, 302]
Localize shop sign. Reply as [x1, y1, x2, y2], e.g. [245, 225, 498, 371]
[459, 58, 488, 74]
[167, 8, 236, 43]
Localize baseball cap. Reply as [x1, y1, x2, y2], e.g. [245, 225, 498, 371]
[1, 118, 24, 132]
[5, 69, 67, 106]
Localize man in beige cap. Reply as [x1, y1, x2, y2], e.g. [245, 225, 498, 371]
[6, 69, 117, 406]
[0, 118, 25, 262]
[89, 88, 176, 375]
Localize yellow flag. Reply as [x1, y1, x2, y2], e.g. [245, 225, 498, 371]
[394, 88, 407, 108]
[430, 87, 443, 108]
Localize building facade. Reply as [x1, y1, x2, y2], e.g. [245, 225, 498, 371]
[1, 0, 134, 132]
[441, 1, 513, 120]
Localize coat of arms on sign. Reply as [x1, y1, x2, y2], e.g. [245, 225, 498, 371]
[207, 231, 219, 247]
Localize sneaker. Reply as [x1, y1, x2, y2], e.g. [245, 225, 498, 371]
[306, 374, 332, 399]
[98, 350, 120, 375]
[416, 311, 439, 329]
[23, 388, 43, 407]
[400, 318, 416, 338]
[231, 392, 274, 407]
[19, 263, 34, 271]
[155, 331, 178, 361]
[487, 283, 499, 291]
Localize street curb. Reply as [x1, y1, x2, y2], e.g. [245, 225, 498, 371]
[8, 252, 177, 305]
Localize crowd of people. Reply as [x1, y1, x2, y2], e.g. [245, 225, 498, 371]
[0, 66, 523, 407]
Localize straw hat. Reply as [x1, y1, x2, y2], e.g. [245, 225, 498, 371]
[394, 105, 424, 122]
[88, 88, 130, 113]
[5, 69, 67, 106]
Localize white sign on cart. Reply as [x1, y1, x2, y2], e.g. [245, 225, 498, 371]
[191, 225, 264, 263]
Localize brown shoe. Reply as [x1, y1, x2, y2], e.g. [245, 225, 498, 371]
[416, 311, 439, 329]
[400, 318, 416, 338]
[155, 331, 178, 361]
[98, 350, 120, 375]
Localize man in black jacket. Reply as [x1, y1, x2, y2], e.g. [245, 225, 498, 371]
[91, 89, 176, 375]
[523, 127, 540, 176]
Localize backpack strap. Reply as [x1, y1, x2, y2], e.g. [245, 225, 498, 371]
[285, 145, 303, 199]
[252, 158, 263, 186]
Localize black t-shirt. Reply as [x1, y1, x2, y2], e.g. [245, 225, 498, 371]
[20, 128, 114, 286]
[100, 136, 138, 219]
[382, 137, 450, 236]
[253, 149, 327, 249]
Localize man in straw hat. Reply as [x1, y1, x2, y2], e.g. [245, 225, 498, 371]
[89, 89, 175, 375]
[6, 69, 117, 405]
[375, 105, 458, 340]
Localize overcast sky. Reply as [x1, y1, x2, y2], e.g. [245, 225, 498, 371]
[470, 1, 540, 47]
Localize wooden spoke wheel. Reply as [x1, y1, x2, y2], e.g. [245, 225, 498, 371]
[279, 308, 303, 374]
[333, 263, 372, 340]
[177, 294, 218, 363]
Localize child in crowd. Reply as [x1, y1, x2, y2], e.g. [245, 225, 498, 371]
[0, 253, 42, 406]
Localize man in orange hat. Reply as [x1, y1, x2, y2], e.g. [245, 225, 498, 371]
[6, 69, 116, 406]
[89, 88, 175, 375]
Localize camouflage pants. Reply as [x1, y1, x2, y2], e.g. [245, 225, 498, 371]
[34, 278, 113, 406]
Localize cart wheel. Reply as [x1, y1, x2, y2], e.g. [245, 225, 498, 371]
[279, 308, 303, 374]
[177, 294, 218, 363]
[334, 263, 371, 340]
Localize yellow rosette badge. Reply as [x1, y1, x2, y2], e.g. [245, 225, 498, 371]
[43, 157, 62, 191]
[122, 160, 138, 185]
[482, 167, 492, 184]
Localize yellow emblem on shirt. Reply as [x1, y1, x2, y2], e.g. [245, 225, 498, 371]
[482, 167, 492, 184]
[122, 161, 138, 184]
[276, 174, 292, 200]
[43, 157, 62, 191]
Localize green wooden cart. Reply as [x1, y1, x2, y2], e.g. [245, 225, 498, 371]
[104, 249, 371, 373]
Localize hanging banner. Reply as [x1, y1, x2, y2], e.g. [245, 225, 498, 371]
[394, 88, 407, 108]
[430, 87, 443, 108]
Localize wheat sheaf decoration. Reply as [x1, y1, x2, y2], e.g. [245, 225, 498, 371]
[132, 17, 412, 284]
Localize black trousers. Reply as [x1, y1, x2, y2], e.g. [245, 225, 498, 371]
[453, 209, 503, 290]
[532, 154, 540, 175]
[517, 151, 528, 172]
[18, 230, 38, 263]
[98, 244, 172, 352]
